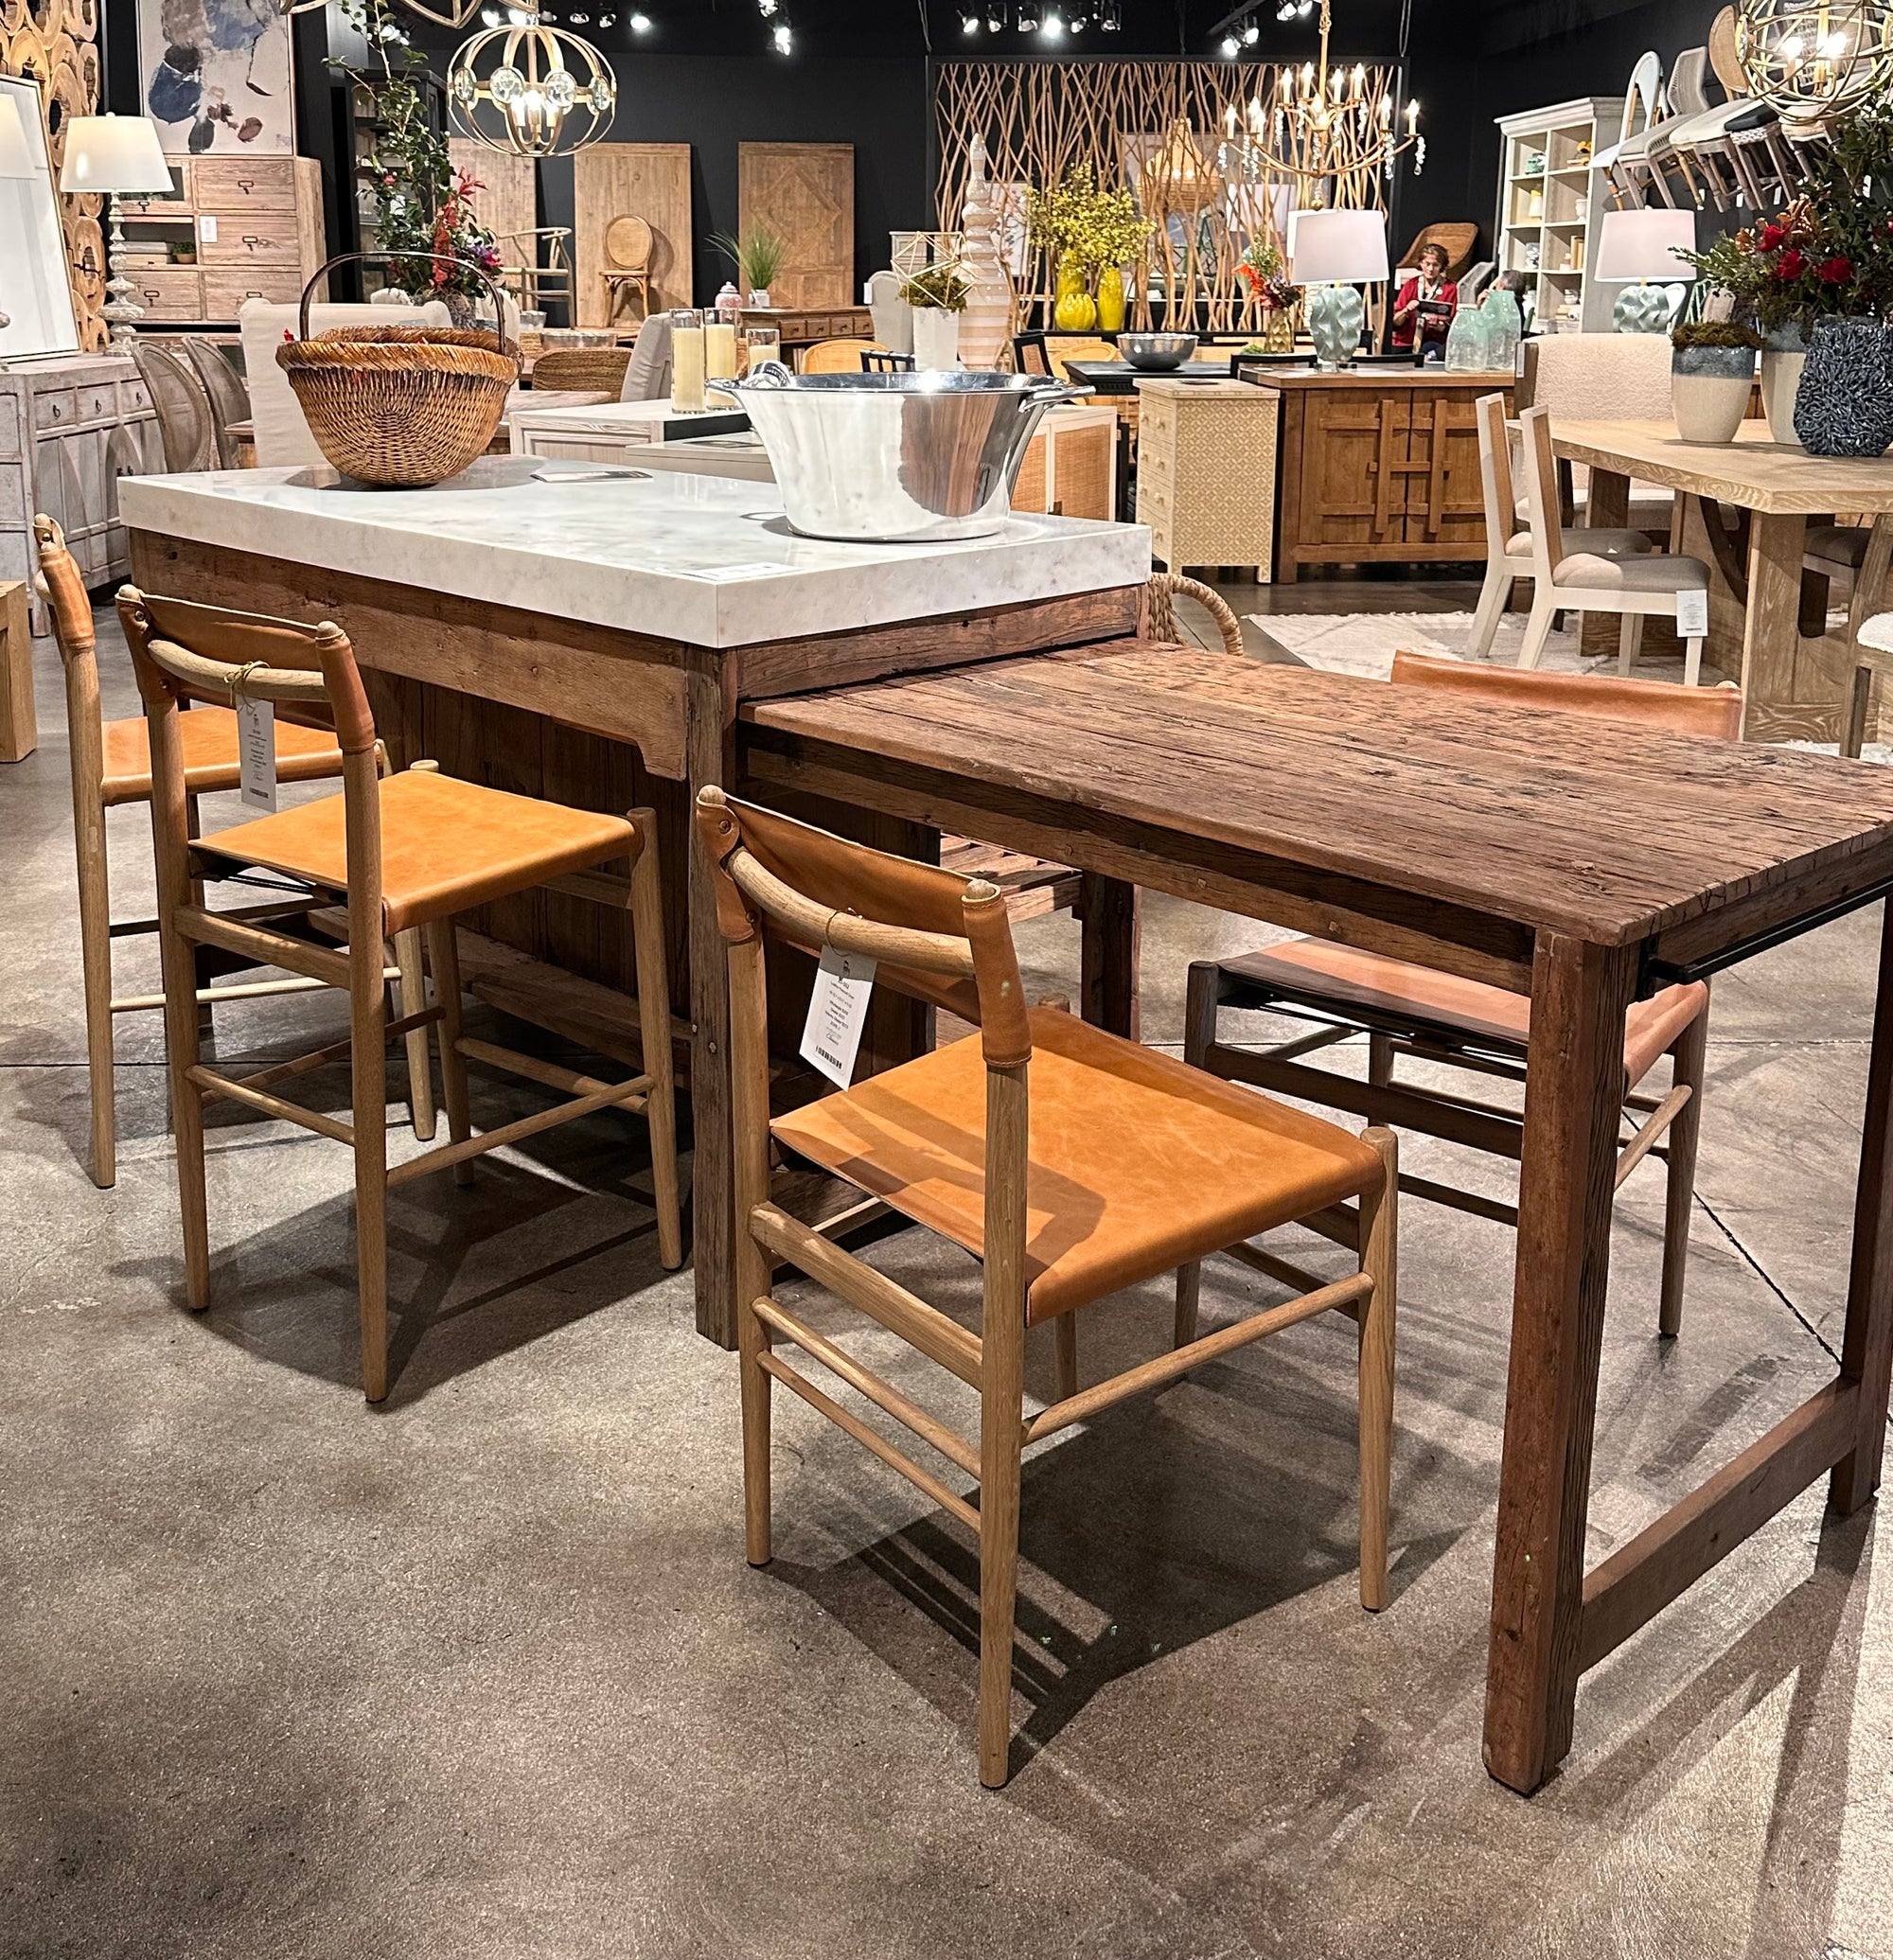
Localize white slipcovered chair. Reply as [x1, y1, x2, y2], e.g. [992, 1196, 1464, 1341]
[866, 269, 914, 356]
[619, 310, 674, 400]
[1516, 331, 1676, 536]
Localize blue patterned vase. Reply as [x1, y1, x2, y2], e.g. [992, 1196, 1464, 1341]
[1794, 317, 1893, 457]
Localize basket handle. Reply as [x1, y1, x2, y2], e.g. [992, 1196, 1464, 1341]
[293, 252, 515, 362]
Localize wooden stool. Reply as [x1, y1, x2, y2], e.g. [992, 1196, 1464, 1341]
[1184, 654, 1737, 1342]
[33, 515, 435, 1188]
[121, 588, 682, 1401]
[699, 786, 1397, 1788]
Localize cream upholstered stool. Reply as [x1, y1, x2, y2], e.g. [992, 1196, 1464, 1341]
[1183, 653, 1735, 1342]
[122, 587, 682, 1402]
[1513, 406, 1712, 682]
[699, 786, 1398, 1788]
[33, 516, 435, 1188]
[1466, 392, 1655, 659]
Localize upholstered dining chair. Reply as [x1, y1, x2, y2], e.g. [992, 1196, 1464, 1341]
[698, 786, 1398, 1788]
[1513, 405, 1712, 682]
[31, 515, 436, 1188]
[121, 588, 682, 1401]
[1467, 392, 1655, 659]
[1182, 653, 1738, 1342]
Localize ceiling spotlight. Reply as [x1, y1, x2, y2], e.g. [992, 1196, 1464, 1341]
[1096, 0, 1118, 21]
[1243, 18, 1259, 39]
[1220, 31, 1239, 54]
[962, 7, 980, 25]
[771, 17, 790, 49]
[756, 0, 775, 13]
[627, 9, 648, 26]
[1015, 2, 1039, 27]
[1042, 9, 1064, 32]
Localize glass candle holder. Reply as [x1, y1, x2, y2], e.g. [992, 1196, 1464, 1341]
[742, 326, 780, 376]
[671, 309, 706, 413]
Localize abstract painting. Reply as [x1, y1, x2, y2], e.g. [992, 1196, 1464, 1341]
[137, 0, 293, 156]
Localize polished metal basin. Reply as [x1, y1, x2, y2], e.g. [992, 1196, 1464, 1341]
[728, 365, 1088, 541]
[1117, 331, 1199, 371]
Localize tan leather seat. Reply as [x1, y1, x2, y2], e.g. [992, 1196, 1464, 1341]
[772, 1004, 1382, 1322]
[99, 706, 345, 806]
[1221, 939, 1708, 1092]
[196, 766, 636, 933]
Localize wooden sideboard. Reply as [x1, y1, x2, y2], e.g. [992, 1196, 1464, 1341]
[115, 156, 326, 325]
[737, 305, 873, 355]
[1270, 367, 1514, 580]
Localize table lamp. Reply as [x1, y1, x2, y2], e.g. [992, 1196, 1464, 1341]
[58, 115, 173, 343]
[1594, 208, 1697, 334]
[1287, 208, 1389, 371]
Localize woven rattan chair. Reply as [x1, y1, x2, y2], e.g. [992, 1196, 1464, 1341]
[800, 339, 881, 375]
[529, 345, 633, 394]
[601, 215, 653, 325]
[130, 341, 215, 473]
[122, 587, 682, 1401]
[182, 340, 252, 470]
[699, 786, 1397, 1788]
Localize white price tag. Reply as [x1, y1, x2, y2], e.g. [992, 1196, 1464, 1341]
[1676, 588, 1708, 637]
[199, 214, 218, 242]
[800, 945, 876, 1090]
[236, 694, 277, 811]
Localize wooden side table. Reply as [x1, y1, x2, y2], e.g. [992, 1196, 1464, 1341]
[1134, 377, 1279, 580]
[1270, 367, 1514, 580]
[0, 578, 31, 761]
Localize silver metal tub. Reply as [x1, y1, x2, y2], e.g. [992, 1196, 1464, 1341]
[728, 366, 1087, 542]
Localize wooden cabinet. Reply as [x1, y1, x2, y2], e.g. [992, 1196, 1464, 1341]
[115, 157, 326, 326]
[1135, 377, 1277, 578]
[738, 143, 854, 310]
[0, 355, 161, 635]
[1271, 369, 1514, 580]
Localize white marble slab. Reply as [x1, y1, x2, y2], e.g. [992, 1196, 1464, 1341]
[119, 456, 1151, 650]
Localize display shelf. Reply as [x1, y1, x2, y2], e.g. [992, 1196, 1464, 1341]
[1494, 95, 1625, 334]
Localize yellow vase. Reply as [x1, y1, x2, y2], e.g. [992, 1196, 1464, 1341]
[1096, 264, 1126, 333]
[1054, 289, 1098, 332]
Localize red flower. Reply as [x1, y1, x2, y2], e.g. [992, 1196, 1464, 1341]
[1820, 255, 1854, 284]
[1776, 247, 1807, 279]
[1759, 221, 1786, 251]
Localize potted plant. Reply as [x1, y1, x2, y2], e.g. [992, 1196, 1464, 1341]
[712, 223, 787, 308]
[1237, 237, 1300, 351]
[898, 258, 970, 370]
[1670, 320, 1761, 444]
[1025, 167, 1156, 332]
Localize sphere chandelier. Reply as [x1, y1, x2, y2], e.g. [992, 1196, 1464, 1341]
[448, 12, 616, 157]
[1734, 0, 1893, 124]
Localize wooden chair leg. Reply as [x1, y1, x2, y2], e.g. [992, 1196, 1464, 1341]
[1175, 1261, 1202, 1349]
[1468, 562, 1513, 659]
[1516, 593, 1558, 670]
[391, 927, 436, 1141]
[1658, 1006, 1709, 1339]
[351, 936, 390, 1403]
[1683, 634, 1704, 688]
[1845, 662, 1874, 759]
[1368, 1032, 1395, 1087]
[1176, 959, 1219, 1350]
[730, 935, 774, 1565]
[629, 810, 684, 1269]
[1356, 1127, 1399, 1612]
[72, 797, 116, 1189]
[980, 1062, 1028, 1790]
[185, 793, 214, 1039]
[1053, 1313, 1078, 1401]
[159, 908, 210, 1310]
[424, 917, 475, 1189]
[1617, 610, 1641, 677]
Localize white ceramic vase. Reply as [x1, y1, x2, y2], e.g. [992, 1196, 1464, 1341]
[1760, 328, 1809, 446]
[1671, 368, 1752, 444]
[911, 306, 962, 372]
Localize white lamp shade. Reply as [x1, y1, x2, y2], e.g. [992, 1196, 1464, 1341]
[1287, 208, 1389, 286]
[59, 115, 172, 195]
[1593, 208, 1698, 283]
[0, 90, 34, 181]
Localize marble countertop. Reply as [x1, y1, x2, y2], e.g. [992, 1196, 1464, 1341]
[119, 456, 1152, 650]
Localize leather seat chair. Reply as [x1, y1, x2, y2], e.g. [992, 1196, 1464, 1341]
[121, 587, 682, 1402]
[1184, 652, 1739, 1341]
[698, 786, 1399, 1788]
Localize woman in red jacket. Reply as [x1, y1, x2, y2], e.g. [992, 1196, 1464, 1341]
[1390, 241, 1457, 356]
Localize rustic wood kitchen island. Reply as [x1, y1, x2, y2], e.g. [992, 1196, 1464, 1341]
[118, 457, 1152, 1347]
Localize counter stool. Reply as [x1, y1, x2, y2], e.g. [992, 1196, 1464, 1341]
[33, 515, 434, 1188]
[1182, 653, 1738, 1341]
[122, 587, 682, 1402]
[699, 786, 1397, 1788]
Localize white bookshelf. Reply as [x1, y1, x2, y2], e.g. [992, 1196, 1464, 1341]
[1494, 97, 1624, 335]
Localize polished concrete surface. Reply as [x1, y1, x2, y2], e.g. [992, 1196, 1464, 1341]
[3, 599, 1891, 1960]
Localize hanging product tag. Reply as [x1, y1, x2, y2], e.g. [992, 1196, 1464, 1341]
[800, 945, 876, 1091]
[1676, 589, 1709, 638]
[236, 693, 277, 812]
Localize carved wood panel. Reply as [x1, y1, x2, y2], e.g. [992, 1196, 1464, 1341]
[571, 142, 692, 327]
[449, 140, 537, 270]
[738, 141, 853, 311]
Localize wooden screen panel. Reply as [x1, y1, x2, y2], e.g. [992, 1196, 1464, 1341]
[449, 141, 537, 275]
[738, 142, 853, 311]
[573, 143, 692, 327]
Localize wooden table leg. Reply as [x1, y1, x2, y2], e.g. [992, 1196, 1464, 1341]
[1832, 902, 1893, 1513]
[1079, 872, 1141, 1039]
[1578, 468, 1631, 661]
[1738, 513, 1820, 742]
[1483, 931, 1637, 1793]
[686, 656, 736, 1348]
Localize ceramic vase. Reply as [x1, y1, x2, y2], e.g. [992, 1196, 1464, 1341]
[1795, 317, 1893, 458]
[1760, 321, 1809, 447]
[1306, 282, 1364, 370]
[1053, 255, 1096, 332]
[911, 306, 962, 372]
[1096, 264, 1126, 333]
[1671, 344, 1756, 444]
[748, 287, 771, 309]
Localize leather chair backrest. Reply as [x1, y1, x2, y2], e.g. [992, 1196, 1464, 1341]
[1391, 648, 1743, 739]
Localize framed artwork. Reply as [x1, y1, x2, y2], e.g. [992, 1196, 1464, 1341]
[136, 0, 295, 157]
[0, 76, 82, 360]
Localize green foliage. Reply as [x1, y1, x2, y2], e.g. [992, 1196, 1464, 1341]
[1024, 167, 1156, 273]
[897, 261, 971, 312]
[1671, 319, 1762, 349]
[712, 223, 787, 294]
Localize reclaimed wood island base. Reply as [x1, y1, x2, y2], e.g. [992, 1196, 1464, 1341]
[122, 458, 1151, 1347]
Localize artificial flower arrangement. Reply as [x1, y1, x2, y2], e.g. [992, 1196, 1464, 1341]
[1024, 166, 1157, 278]
[1236, 236, 1302, 312]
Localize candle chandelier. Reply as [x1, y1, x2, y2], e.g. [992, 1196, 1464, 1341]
[448, 10, 616, 155]
[1214, 0, 1421, 202]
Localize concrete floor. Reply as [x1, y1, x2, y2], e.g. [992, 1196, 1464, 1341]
[3, 592, 1891, 1960]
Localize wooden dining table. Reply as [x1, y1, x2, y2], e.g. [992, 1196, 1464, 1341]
[740, 641, 1893, 1794]
[1552, 419, 1893, 743]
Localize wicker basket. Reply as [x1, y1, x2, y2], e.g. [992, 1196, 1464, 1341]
[275, 254, 520, 488]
